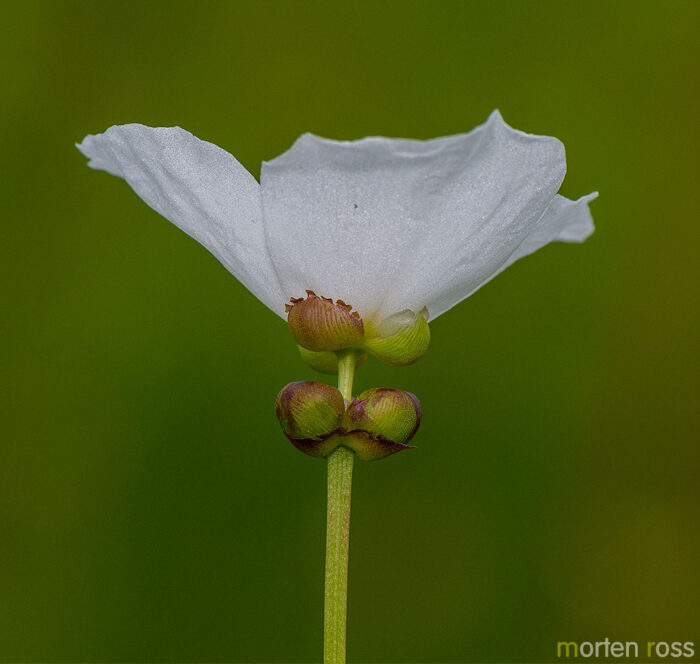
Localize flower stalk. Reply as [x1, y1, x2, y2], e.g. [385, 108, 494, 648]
[324, 351, 356, 663]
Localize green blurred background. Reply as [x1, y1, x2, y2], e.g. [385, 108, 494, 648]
[2, 1, 698, 662]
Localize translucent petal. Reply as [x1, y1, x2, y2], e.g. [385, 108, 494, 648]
[425, 192, 597, 319]
[261, 111, 569, 322]
[77, 124, 285, 315]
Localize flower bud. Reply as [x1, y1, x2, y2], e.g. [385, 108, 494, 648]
[342, 387, 422, 460]
[363, 308, 430, 366]
[286, 290, 364, 352]
[274, 381, 345, 457]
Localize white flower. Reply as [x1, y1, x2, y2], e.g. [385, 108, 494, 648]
[77, 111, 596, 326]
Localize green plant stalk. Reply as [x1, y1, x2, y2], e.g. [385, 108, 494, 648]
[324, 351, 356, 664]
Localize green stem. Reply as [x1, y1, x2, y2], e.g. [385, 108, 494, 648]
[336, 350, 356, 400]
[324, 351, 356, 664]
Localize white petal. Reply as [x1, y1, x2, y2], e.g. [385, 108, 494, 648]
[77, 124, 285, 315]
[425, 192, 597, 319]
[261, 111, 567, 322]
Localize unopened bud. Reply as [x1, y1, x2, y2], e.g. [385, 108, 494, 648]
[286, 290, 364, 352]
[342, 387, 422, 460]
[274, 381, 344, 456]
[363, 308, 430, 366]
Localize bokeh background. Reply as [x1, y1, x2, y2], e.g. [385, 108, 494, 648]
[2, 1, 698, 662]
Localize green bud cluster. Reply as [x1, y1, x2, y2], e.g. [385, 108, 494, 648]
[274, 381, 422, 461]
[281, 291, 429, 460]
[286, 291, 429, 372]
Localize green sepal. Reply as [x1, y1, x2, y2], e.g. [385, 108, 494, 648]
[289, 433, 343, 458]
[287, 291, 364, 352]
[339, 431, 416, 461]
[363, 308, 430, 366]
[292, 430, 415, 461]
